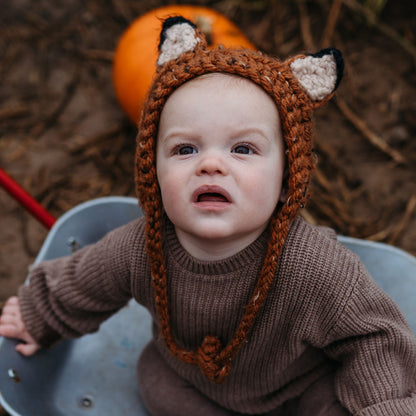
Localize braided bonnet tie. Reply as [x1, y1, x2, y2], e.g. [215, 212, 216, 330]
[135, 17, 343, 384]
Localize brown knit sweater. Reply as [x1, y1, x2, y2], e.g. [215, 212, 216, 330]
[18, 216, 416, 415]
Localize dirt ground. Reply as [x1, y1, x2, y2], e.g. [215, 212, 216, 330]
[1, 0, 415, 309]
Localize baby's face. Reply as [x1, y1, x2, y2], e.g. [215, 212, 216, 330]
[156, 74, 285, 260]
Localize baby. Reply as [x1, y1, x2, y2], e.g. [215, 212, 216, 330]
[1, 16, 416, 416]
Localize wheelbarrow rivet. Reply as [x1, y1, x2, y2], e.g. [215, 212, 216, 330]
[67, 236, 80, 252]
[7, 368, 20, 383]
[79, 395, 94, 408]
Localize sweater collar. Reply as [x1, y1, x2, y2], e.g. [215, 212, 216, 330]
[163, 216, 270, 275]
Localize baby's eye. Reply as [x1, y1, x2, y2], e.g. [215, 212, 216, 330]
[232, 144, 254, 155]
[176, 145, 197, 155]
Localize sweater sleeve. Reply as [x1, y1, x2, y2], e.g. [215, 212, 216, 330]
[323, 261, 416, 416]
[18, 218, 146, 348]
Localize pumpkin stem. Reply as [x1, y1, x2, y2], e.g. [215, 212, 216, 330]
[195, 15, 213, 46]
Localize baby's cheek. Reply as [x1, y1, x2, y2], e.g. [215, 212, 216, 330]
[159, 176, 185, 215]
[159, 184, 175, 211]
[249, 171, 282, 206]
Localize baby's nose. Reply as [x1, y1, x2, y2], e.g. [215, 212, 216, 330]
[196, 151, 229, 176]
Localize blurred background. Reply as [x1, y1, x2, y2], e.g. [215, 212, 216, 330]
[1, 0, 415, 307]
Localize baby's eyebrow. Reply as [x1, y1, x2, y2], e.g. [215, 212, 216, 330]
[159, 127, 197, 141]
[158, 133, 194, 149]
[158, 125, 277, 148]
[157, 130, 201, 154]
[229, 126, 274, 141]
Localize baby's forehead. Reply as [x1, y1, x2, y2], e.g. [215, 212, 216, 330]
[165, 72, 279, 116]
[160, 72, 281, 123]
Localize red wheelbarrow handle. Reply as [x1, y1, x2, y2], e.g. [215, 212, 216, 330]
[0, 167, 56, 229]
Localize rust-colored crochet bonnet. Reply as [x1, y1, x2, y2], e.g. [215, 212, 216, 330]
[135, 16, 344, 384]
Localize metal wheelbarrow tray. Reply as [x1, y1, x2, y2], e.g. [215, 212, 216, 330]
[1, 196, 415, 415]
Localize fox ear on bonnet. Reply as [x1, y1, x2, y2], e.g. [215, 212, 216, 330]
[135, 16, 344, 384]
[156, 16, 343, 103]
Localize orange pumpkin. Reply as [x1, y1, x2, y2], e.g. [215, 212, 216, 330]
[112, 5, 256, 124]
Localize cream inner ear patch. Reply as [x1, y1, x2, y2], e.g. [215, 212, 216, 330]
[290, 54, 337, 101]
[157, 23, 200, 66]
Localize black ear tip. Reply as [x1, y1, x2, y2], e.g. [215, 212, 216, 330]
[159, 16, 197, 51]
[162, 16, 196, 31]
[331, 49, 344, 90]
[309, 48, 344, 91]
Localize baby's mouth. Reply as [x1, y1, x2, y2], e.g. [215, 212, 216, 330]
[197, 193, 229, 203]
[193, 186, 232, 204]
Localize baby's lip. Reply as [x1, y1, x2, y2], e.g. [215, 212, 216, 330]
[192, 185, 232, 203]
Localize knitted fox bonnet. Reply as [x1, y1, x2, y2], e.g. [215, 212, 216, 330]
[135, 16, 344, 384]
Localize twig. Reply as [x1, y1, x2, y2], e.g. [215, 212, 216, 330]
[35, 176, 70, 205]
[336, 97, 406, 164]
[388, 193, 416, 245]
[77, 49, 114, 62]
[366, 224, 395, 242]
[67, 124, 125, 154]
[314, 168, 333, 193]
[342, 0, 416, 60]
[7, 136, 33, 162]
[297, 0, 315, 50]
[320, 0, 344, 48]
[310, 196, 349, 230]
[0, 103, 30, 121]
[300, 208, 318, 225]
